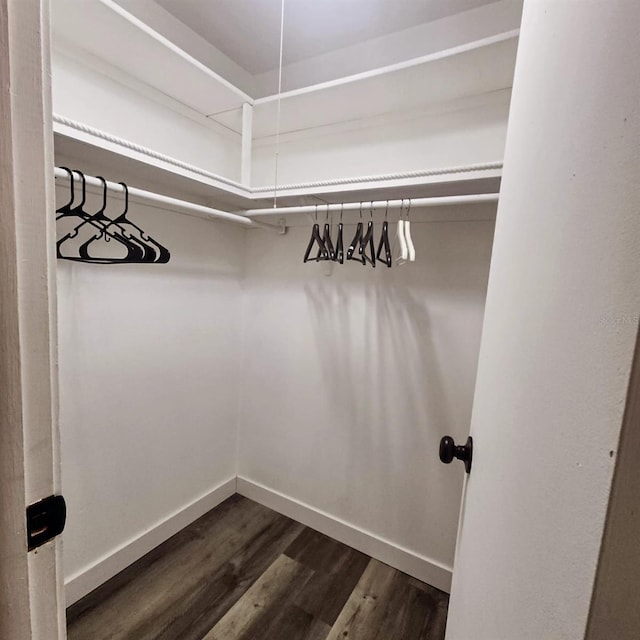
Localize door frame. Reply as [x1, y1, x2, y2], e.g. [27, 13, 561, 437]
[0, 1, 64, 638]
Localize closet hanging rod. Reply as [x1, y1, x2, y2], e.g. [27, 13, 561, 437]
[242, 193, 499, 217]
[53, 167, 257, 228]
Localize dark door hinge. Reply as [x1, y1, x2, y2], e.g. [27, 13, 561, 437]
[27, 495, 66, 551]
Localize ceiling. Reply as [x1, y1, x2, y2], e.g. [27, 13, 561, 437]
[154, 0, 499, 75]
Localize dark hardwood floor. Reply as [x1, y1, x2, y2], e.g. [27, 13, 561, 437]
[67, 495, 449, 640]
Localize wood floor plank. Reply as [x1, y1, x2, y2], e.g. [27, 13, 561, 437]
[400, 582, 448, 639]
[326, 559, 449, 640]
[203, 554, 313, 640]
[292, 544, 370, 625]
[373, 572, 447, 640]
[285, 528, 356, 574]
[284, 527, 370, 626]
[402, 577, 449, 639]
[67, 496, 303, 640]
[325, 559, 397, 640]
[241, 603, 331, 640]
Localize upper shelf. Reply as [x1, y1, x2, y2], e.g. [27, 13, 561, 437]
[51, 0, 251, 115]
[210, 33, 519, 138]
[53, 0, 518, 139]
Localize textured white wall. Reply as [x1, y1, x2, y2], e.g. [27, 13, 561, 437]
[446, 1, 640, 638]
[251, 92, 510, 186]
[238, 213, 495, 576]
[56, 184, 244, 600]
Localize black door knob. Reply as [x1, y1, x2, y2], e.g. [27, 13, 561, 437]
[439, 435, 473, 474]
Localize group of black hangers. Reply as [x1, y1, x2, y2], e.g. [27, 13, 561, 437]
[56, 167, 170, 264]
[304, 202, 393, 268]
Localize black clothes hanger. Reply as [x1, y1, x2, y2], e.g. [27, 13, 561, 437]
[56, 169, 171, 265]
[112, 182, 170, 264]
[56, 168, 107, 233]
[316, 205, 335, 261]
[57, 170, 130, 261]
[303, 205, 329, 263]
[55, 166, 77, 219]
[77, 177, 147, 263]
[360, 202, 376, 267]
[376, 200, 392, 268]
[334, 204, 344, 264]
[346, 203, 366, 264]
[57, 173, 144, 263]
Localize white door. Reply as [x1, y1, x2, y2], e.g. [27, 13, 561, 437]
[0, 1, 65, 638]
[445, 2, 640, 639]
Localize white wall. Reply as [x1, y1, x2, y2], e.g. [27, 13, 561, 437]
[52, 50, 241, 181]
[57, 199, 496, 601]
[251, 92, 510, 186]
[56, 183, 245, 603]
[237, 211, 495, 589]
[445, 1, 640, 638]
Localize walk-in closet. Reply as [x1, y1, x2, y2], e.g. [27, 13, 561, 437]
[2, 1, 640, 639]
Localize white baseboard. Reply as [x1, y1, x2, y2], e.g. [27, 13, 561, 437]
[64, 476, 237, 606]
[66, 475, 452, 605]
[236, 477, 453, 593]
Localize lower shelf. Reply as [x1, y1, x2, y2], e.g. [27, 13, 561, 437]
[54, 116, 501, 213]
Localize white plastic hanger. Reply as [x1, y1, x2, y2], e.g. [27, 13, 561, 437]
[395, 199, 411, 265]
[396, 220, 408, 264]
[405, 199, 415, 262]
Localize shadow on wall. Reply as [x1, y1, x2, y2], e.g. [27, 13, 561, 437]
[238, 220, 494, 559]
[304, 279, 453, 535]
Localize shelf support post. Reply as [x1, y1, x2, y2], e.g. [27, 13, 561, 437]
[240, 102, 253, 187]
